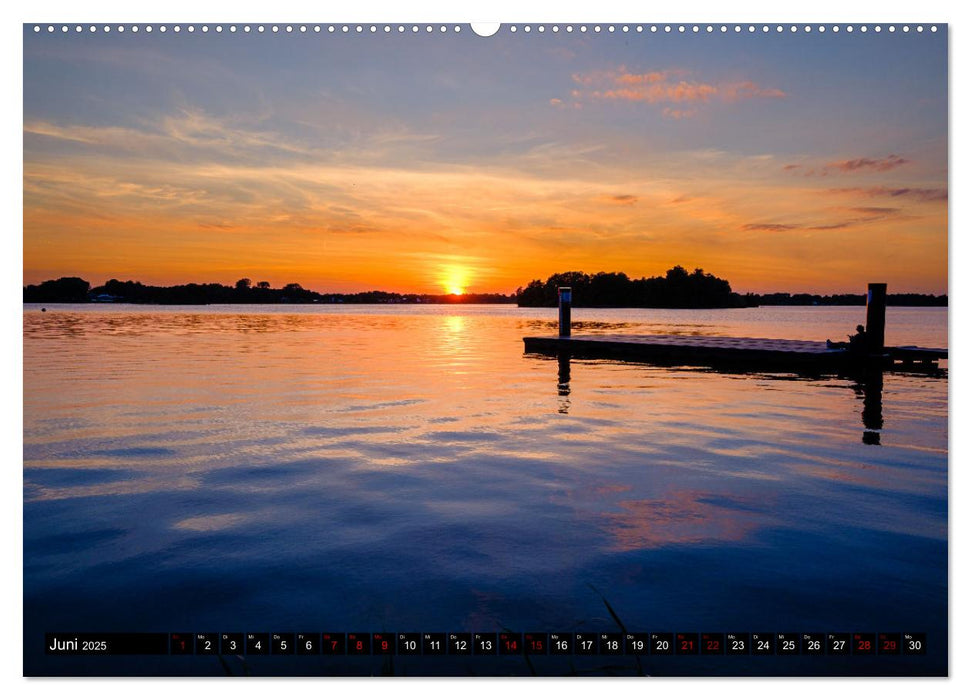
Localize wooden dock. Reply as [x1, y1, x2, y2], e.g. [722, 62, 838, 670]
[523, 333, 946, 372]
[528, 284, 945, 373]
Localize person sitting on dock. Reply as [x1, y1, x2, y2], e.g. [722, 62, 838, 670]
[826, 325, 867, 353]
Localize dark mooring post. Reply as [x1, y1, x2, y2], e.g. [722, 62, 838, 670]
[865, 283, 887, 355]
[558, 286, 572, 337]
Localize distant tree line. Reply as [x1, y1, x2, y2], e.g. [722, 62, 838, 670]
[516, 267, 947, 308]
[22, 276, 91, 303]
[22, 276, 514, 305]
[22, 273, 947, 307]
[516, 267, 743, 308]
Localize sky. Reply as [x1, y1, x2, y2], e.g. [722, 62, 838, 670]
[23, 25, 948, 295]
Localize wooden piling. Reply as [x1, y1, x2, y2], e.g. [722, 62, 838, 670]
[865, 283, 887, 355]
[558, 286, 572, 337]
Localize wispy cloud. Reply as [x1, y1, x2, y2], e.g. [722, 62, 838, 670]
[740, 205, 908, 233]
[25, 121, 144, 146]
[25, 108, 441, 171]
[828, 154, 908, 172]
[600, 194, 639, 205]
[783, 154, 910, 177]
[662, 107, 697, 120]
[564, 67, 786, 117]
[25, 110, 308, 164]
[828, 186, 948, 202]
[741, 223, 799, 232]
[846, 206, 902, 215]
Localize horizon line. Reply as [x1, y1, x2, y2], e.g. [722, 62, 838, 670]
[22, 274, 948, 299]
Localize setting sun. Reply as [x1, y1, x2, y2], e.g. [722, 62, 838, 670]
[441, 265, 470, 296]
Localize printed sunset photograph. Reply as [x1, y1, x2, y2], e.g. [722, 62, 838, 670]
[22, 22, 947, 677]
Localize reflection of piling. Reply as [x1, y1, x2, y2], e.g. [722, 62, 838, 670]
[865, 283, 887, 356]
[557, 351, 571, 396]
[861, 366, 884, 445]
[558, 286, 572, 337]
[556, 351, 572, 414]
[862, 283, 887, 443]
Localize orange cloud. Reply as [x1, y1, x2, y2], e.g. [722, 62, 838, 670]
[615, 70, 668, 85]
[598, 82, 718, 104]
[566, 67, 786, 114]
[720, 81, 787, 101]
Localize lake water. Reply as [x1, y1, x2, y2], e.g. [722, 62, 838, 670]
[23, 304, 948, 676]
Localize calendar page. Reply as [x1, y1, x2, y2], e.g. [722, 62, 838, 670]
[22, 18, 948, 678]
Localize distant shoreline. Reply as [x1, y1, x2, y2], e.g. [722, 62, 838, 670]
[23, 301, 948, 309]
[23, 273, 948, 308]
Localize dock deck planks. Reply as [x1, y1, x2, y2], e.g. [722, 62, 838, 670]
[523, 333, 945, 370]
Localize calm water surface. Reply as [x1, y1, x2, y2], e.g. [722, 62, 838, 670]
[23, 305, 947, 675]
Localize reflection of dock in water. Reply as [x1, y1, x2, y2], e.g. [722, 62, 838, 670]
[544, 341, 931, 446]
